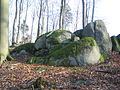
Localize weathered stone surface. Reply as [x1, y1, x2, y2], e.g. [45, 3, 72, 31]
[117, 34, 120, 42]
[74, 29, 83, 39]
[111, 36, 120, 52]
[34, 30, 78, 50]
[34, 33, 49, 50]
[48, 37, 101, 66]
[82, 20, 112, 54]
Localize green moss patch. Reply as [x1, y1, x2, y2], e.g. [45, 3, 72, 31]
[111, 36, 120, 51]
[26, 57, 48, 64]
[11, 43, 34, 54]
[47, 29, 72, 44]
[99, 53, 108, 63]
[49, 37, 95, 59]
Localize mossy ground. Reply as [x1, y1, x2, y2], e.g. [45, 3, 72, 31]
[11, 43, 35, 54]
[26, 57, 48, 64]
[99, 53, 108, 63]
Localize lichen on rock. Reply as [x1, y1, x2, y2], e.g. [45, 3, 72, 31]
[48, 37, 101, 66]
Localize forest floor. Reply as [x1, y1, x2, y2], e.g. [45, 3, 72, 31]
[0, 51, 120, 90]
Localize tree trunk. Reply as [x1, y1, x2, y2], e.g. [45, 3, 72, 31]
[62, 0, 66, 30]
[12, 0, 18, 46]
[16, 0, 23, 43]
[91, 0, 95, 22]
[82, 0, 87, 28]
[59, 0, 64, 30]
[74, 0, 80, 31]
[46, 0, 49, 32]
[0, 0, 9, 65]
[23, 0, 28, 43]
[41, 1, 46, 35]
[30, 10, 35, 42]
[37, 0, 42, 38]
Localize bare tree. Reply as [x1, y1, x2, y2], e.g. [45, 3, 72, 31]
[86, 0, 90, 23]
[59, 0, 64, 30]
[74, 0, 80, 31]
[91, 0, 95, 22]
[0, 0, 9, 65]
[41, 1, 46, 35]
[82, 0, 87, 28]
[30, 10, 35, 42]
[46, 0, 49, 32]
[59, 0, 72, 30]
[22, 0, 29, 43]
[64, 4, 73, 29]
[12, 0, 18, 46]
[62, 0, 66, 30]
[16, 0, 23, 43]
[37, 0, 43, 38]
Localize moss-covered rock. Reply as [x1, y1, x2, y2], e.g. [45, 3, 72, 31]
[11, 43, 35, 54]
[34, 30, 79, 50]
[48, 37, 101, 66]
[111, 36, 120, 52]
[34, 32, 51, 50]
[49, 37, 95, 59]
[35, 49, 49, 57]
[117, 34, 120, 43]
[82, 20, 112, 54]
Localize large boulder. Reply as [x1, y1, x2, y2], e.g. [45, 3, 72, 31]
[82, 20, 112, 54]
[117, 34, 120, 42]
[34, 30, 80, 50]
[48, 37, 101, 66]
[111, 35, 120, 52]
[34, 32, 51, 50]
[73, 29, 83, 39]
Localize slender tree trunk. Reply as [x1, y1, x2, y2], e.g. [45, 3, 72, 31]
[37, 0, 42, 38]
[86, 0, 91, 23]
[41, 1, 46, 35]
[91, 0, 95, 22]
[12, 0, 18, 46]
[0, 0, 9, 65]
[30, 10, 35, 42]
[16, 0, 23, 43]
[41, 14, 45, 35]
[82, 0, 87, 28]
[74, 0, 80, 31]
[46, 0, 49, 32]
[51, 4, 55, 31]
[62, 0, 66, 30]
[59, 0, 66, 30]
[23, 0, 28, 43]
[59, 0, 64, 30]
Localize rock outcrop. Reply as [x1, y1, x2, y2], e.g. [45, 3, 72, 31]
[111, 35, 120, 52]
[48, 37, 101, 66]
[34, 30, 80, 50]
[76, 20, 112, 54]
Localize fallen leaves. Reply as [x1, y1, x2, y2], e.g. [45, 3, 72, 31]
[0, 51, 120, 89]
